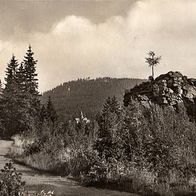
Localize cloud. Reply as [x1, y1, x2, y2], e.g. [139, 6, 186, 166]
[0, 0, 135, 41]
[0, 0, 196, 92]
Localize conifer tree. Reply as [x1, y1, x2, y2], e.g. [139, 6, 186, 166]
[23, 46, 40, 121]
[16, 63, 26, 94]
[19, 45, 41, 136]
[1, 55, 20, 137]
[15, 63, 31, 134]
[5, 55, 18, 88]
[23, 45, 38, 96]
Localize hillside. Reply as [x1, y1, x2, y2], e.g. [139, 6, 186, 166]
[41, 77, 144, 120]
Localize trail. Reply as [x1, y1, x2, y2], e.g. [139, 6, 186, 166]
[0, 140, 138, 196]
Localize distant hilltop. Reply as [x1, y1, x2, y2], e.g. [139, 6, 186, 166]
[41, 77, 145, 120]
[124, 71, 196, 121]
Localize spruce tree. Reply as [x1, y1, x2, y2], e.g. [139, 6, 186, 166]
[23, 46, 40, 115]
[15, 63, 31, 134]
[5, 55, 18, 88]
[21, 46, 41, 136]
[1, 55, 20, 137]
[16, 63, 26, 94]
[23, 45, 39, 96]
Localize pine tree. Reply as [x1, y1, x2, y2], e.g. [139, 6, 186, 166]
[15, 63, 32, 134]
[5, 55, 18, 88]
[23, 45, 38, 96]
[1, 55, 20, 137]
[16, 63, 26, 94]
[22, 46, 41, 132]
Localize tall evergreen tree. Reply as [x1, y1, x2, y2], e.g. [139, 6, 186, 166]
[1, 55, 20, 137]
[0, 47, 41, 138]
[15, 63, 32, 134]
[4, 55, 18, 88]
[23, 46, 40, 111]
[16, 63, 26, 94]
[23, 45, 39, 96]
[22, 45, 41, 135]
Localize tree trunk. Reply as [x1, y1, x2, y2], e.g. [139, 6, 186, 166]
[152, 65, 154, 79]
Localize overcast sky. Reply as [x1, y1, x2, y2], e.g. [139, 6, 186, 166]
[0, 0, 196, 92]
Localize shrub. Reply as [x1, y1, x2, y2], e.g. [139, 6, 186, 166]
[81, 157, 108, 185]
[0, 161, 25, 196]
[0, 161, 54, 196]
[69, 145, 101, 177]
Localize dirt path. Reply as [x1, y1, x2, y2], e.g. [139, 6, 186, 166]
[0, 140, 138, 196]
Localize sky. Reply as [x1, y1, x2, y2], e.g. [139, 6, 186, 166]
[0, 0, 196, 92]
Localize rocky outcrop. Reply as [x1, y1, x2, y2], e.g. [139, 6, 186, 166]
[124, 71, 196, 121]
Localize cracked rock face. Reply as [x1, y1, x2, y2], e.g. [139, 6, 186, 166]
[124, 71, 196, 121]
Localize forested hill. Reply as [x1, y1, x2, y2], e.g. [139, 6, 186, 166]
[41, 78, 145, 120]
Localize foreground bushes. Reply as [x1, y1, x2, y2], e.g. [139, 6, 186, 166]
[10, 98, 196, 195]
[0, 161, 25, 195]
[0, 161, 54, 196]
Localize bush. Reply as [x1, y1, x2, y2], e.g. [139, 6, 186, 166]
[0, 161, 25, 196]
[69, 145, 102, 178]
[0, 161, 54, 196]
[81, 157, 108, 185]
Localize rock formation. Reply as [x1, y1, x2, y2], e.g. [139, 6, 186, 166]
[124, 71, 196, 121]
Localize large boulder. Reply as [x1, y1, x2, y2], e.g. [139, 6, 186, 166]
[124, 71, 196, 121]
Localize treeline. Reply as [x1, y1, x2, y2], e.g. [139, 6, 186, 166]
[0, 46, 40, 138]
[0, 46, 58, 139]
[11, 96, 196, 195]
[41, 77, 144, 120]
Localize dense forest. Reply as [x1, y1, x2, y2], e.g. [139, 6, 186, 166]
[41, 78, 144, 120]
[1, 47, 196, 196]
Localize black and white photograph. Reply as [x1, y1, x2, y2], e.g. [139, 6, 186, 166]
[0, 0, 196, 195]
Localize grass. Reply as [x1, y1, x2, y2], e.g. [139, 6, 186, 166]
[7, 141, 196, 196]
